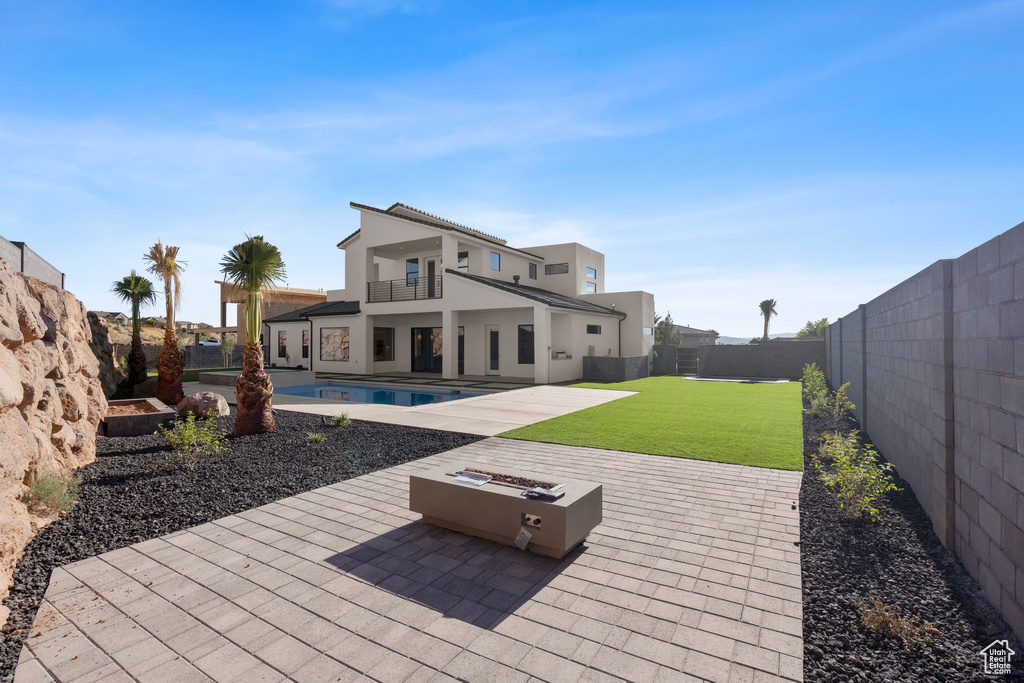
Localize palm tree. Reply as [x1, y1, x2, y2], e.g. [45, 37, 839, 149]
[220, 235, 287, 435]
[144, 241, 186, 404]
[759, 299, 778, 343]
[110, 271, 158, 388]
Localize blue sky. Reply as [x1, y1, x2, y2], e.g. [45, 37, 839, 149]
[1, 0, 1022, 336]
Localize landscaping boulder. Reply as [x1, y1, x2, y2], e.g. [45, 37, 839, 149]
[177, 391, 229, 418]
[131, 377, 158, 399]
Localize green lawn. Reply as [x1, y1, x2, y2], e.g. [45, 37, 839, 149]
[148, 366, 241, 383]
[498, 376, 803, 470]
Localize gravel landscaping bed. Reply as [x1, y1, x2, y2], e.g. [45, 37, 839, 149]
[0, 410, 483, 682]
[801, 402, 1023, 682]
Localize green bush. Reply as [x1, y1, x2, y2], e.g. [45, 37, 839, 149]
[330, 412, 350, 428]
[801, 362, 827, 399]
[812, 430, 898, 522]
[23, 471, 80, 515]
[159, 413, 228, 470]
[308, 431, 326, 443]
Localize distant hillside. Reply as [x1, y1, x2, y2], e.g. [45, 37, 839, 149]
[717, 333, 797, 345]
[98, 316, 220, 346]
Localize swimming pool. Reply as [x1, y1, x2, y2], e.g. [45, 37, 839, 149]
[274, 382, 484, 406]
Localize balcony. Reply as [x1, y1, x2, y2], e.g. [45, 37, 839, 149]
[367, 275, 443, 303]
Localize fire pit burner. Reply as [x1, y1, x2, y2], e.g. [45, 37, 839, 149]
[459, 468, 559, 490]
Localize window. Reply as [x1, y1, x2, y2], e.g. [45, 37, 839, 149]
[586, 267, 597, 279]
[457, 251, 469, 272]
[374, 327, 395, 362]
[518, 325, 534, 365]
[586, 324, 602, 335]
[643, 327, 653, 336]
[406, 258, 419, 285]
[545, 263, 569, 275]
[528, 263, 537, 280]
[490, 251, 501, 271]
[320, 327, 349, 361]
[302, 330, 309, 358]
[586, 282, 597, 293]
[277, 331, 287, 358]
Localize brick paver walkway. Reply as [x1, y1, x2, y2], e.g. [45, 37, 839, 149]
[15, 439, 803, 683]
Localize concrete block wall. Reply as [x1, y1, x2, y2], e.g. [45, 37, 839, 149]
[827, 220, 1024, 638]
[697, 339, 825, 380]
[582, 355, 650, 383]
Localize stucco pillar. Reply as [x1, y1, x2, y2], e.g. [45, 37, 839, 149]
[441, 233, 458, 276]
[442, 308, 458, 379]
[358, 315, 374, 376]
[534, 305, 550, 384]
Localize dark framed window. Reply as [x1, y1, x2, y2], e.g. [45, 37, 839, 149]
[490, 251, 501, 271]
[528, 262, 537, 279]
[406, 258, 419, 285]
[277, 330, 287, 358]
[302, 330, 310, 358]
[457, 251, 469, 272]
[374, 327, 395, 361]
[642, 327, 653, 336]
[545, 262, 569, 275]
[586, 282, 597, 293]
[586, 324, 602, 335]
[518, 325, 534, 365]
[320, 327, 349, 361]
[586, 267, 597, 279]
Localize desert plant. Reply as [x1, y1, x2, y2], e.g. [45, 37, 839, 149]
[330, 412, 350, 427]
[308, 431, 326, 443]
[110, 271, 158, 387]
[857, 597, 939, 648]
[758, 299, 778, 342]
[812, 430, 898, 522]
[22, 471, 80, 515]
[801, 362, 827, 399]
[220, 234, 287, 435]
[145, 241, 187, 405]
[116, 355, 130, 376]
[159, 413, 228, 470]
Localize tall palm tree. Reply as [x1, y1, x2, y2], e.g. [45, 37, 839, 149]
[110, 271, 158, 388]
[144, 241, 186, 404]
[759, 299, 778, 343]
[220, 235, 287, 435]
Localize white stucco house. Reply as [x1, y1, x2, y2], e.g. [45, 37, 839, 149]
[263, 202, 655, 383]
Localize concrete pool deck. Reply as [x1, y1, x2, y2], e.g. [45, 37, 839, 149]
[16, 439, 803, 683]
[184, 383, 636, 436]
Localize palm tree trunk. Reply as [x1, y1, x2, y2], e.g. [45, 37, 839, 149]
[762, 317, 770, 343]
[234, 342, 275, 435]
[156, 327, 184, 404]
[128, 331, 148, 387]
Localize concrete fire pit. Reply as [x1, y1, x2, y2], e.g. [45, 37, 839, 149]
[100, 398, 176, 437]
[409, 465, 602, 559]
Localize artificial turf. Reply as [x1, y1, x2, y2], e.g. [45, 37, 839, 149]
[498, 376, 803, 470]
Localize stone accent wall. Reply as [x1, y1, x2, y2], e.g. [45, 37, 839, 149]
[824, 220, 1024, 638]
[696, 339, 825, 380]
[0, 259, 106, 623]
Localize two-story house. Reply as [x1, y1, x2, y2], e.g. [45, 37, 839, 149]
[263, 202, 655, 383]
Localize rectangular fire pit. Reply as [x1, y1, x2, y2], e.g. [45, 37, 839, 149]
[100, 398, 176, 437]
[409, 465, 602, 559]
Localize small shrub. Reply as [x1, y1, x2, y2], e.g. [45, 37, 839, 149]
[159, 413, 228, 470]
[809, 390, 829, 418]
[23, 471, 80, 515]
[801, 362, 827, 399]
[330, 412, 350, 428]
[812, 430, 898, 522]
[858, 597, 940, 648]
[116, 355, 129, 376]
[308, 431, 326, 443]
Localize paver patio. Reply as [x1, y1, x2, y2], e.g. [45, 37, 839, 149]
[15, 439, 803, 683]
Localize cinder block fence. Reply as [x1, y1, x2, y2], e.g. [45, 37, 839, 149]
[825, 220, 1024, 638]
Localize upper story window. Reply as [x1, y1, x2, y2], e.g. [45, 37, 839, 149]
[586, 324, 602, 335]
[586, 282, 597, 293]
[528, 263, 537, 280]
[586, 267, 597, 279]
[406, 258, 419, 285]
[490, 252, 501, 271]
[457, 251, 469, 272]
[545, 263, 569, 275]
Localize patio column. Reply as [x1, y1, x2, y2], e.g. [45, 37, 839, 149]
[358, 315, 374, 376]
[534, 305, 550, 384]
[441, 233, 457, 276]
[442, 308, 458, 379]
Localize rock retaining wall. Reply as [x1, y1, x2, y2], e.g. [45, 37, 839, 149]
[0, 259, 106, 624]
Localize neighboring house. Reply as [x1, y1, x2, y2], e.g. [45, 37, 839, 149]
[263, 201, 655, 382]
[211, 280, 327, 344]
[673, 324, 719, 348]
[92, 311, 130, 325]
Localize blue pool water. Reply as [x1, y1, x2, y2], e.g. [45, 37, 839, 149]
[274, 382, 483, 406]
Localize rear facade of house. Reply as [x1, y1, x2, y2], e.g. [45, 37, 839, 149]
[264, 202, 655, 383]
